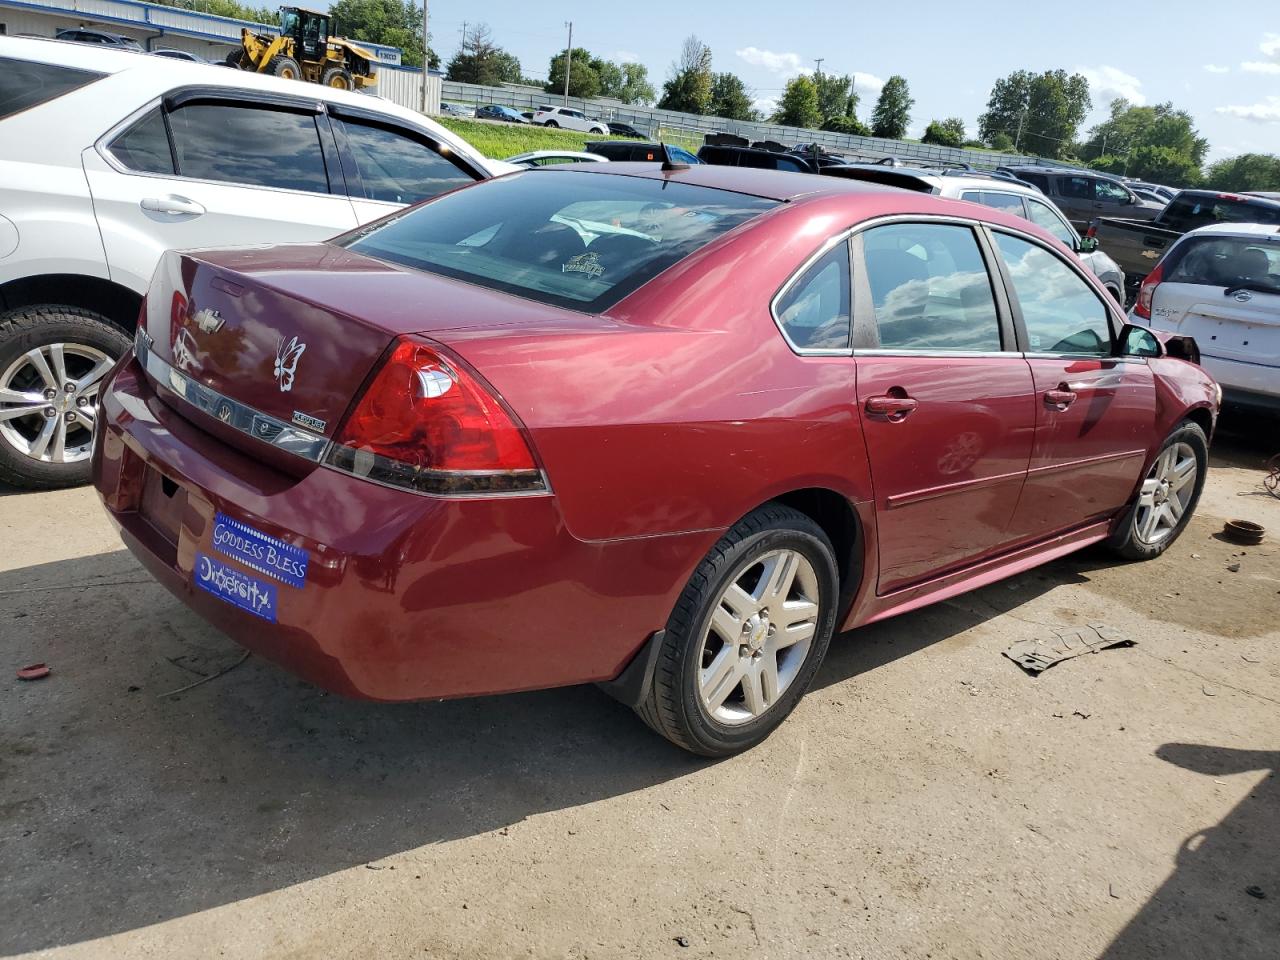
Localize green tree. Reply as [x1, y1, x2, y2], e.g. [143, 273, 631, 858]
[658, 35, 714, 114]
[545, 47, 601, 99]
[870, 75, 913, 139]
[988, 131, 1015, 151]
[1079, 99, 1207, 182]
[814, 72, 858, 124]
[978, 69, 1090, 159]
[822, 114, 871, 136]
[445, 24, 521, 86]
[599, 61, 656, 105]
[772, 75, 821, 128]
[329, 0, 437, 68]
[1204, 153, 1280, 192]
[710, 72, 756, 121]
[921, 117, 965, 147]
[153, 0, 277, 25]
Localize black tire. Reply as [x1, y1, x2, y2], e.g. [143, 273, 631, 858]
[636, 504, 840, 756]
[320, 65, 354, 90]
[223, 50, 244, 68]
[1106, 419, 1208, 561]
[267, 55, 302, 80]
[0, 306, 130, 490]
[545, 120, 559, 128]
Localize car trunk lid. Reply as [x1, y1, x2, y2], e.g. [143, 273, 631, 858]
[1152, 281, 1280, 365]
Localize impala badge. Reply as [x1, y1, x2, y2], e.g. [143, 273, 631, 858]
[274, 336, 306, 393]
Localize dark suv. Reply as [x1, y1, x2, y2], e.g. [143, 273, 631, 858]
[998, 165, 1163, 231]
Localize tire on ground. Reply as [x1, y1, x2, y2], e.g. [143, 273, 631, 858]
[636, 503, 840, 756]
[320, 66, 354, 90]
[267, 55, 302, 80]
[1106, 418, 1209, 561]
[545, 120, 559, 128]
[0, 306, 130, 490]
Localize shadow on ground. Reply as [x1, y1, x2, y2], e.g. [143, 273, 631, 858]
[1098, 744, 1278, 960]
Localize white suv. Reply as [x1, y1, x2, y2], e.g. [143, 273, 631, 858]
[0, 37, 510, 489]
[531, 105, 609, 135]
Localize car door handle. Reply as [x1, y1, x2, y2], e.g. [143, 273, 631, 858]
[865, 395, 918, 421]
[1043, 387, 1077, 409]
[140, 196, 205, 216]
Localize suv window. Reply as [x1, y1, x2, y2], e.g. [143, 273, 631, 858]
[1018, 172, 1050, 191]
[994, 233, 1110, 355]
[0, 57, 104, 120]
[336, 118, 473, 204]
[1095, 179, 1130, 203]
[775, 242, 851, 351]
[861, 223, 1001, 352]
[1025, 198, 1076, 247]
[1057, 176, 1093, 200]
[167, 103, 330, 194]
[108, 108, 174, 175]
[961, 190, 1026, 217]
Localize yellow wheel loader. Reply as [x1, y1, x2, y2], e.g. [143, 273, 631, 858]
[227, 6, 378, 91]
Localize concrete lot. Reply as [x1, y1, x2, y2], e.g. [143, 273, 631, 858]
[2, 418, 1277, 960]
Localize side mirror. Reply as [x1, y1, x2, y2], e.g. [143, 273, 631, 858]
[1126, 194, 1139, 205]
[1078, 235, 1099, 253]
[1117, 323, 1164, 358]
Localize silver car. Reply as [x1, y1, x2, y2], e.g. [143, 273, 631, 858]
[823, 167, 1128, 305]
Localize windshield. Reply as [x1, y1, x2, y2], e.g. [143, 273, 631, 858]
[1167, 236, 1280, 293]
[340, 172, 777, 311]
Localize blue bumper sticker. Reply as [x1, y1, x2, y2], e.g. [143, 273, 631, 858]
[195, 552, 278, 622]
[211, 513, 308, 588]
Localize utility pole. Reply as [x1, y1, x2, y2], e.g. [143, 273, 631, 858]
[460, 20, 467, 50]
[1014, 106, 1028, 152]
[420, 0, 429, 114]
[813, 57, 824, 77]
[562, 21, 573, 103]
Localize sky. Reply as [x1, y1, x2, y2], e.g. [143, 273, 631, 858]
[422, 0, 1280, 162]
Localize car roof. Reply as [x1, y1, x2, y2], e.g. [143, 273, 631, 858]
[1182, 222, 1280, 240]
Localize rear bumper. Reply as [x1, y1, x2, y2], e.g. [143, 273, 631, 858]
[93, 354, 709, 701]
[1200, 354, 1279, 408]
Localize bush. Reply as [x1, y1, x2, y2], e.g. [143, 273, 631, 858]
[921, 118, 965, 148]
[821, 115, 871, 137]
[988, 132, 1014, 152]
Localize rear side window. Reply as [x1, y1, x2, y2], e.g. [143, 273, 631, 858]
[108, 108, 174, 175]
[167, 104, 330, 194]
[341, 172, 777, 312]
[1019, 172, 1050, 191]
[336, 119, 474, 205]
[861, 223, 1001, 352]
[995, 233, 1111, 355]
[962, 191, 1026, 218]
[775, 242, 851, 351]
[1057, 176, 1093, 200]
[0, 57, 104, 120]
[1165, 237, 1280, 291]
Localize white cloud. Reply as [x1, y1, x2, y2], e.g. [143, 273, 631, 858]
[752, 96, 779, 117]
[614, 50, 640, 64]
[1216, 96, 1280, 124]
[735, 46, 805, 77]
[1203, 64, 1230, 74]
[1261, 33, 1280, 57]
[1241, 61, 1280, 74]
[853, 71, 885, 96]
[1077, 65, 1146, 106]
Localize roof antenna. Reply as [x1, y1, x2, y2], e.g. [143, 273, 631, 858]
[660, 141, 689, 172]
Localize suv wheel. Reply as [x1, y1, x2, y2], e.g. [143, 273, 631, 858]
[0, 306, 129, 489]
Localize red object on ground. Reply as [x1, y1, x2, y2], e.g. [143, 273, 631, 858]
[17, 663, 51, 681]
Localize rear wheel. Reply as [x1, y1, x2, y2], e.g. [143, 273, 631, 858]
[636, 504, 839, 756]
[0, 306, 129, 489]
[545, 120, 559, 128]
[321, 66, 354, 90]
[267, 55, 302, 80]
[223, 50, 244, 68]
[1107, 419, 1208, 561]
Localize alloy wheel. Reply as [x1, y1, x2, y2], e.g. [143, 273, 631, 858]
[1134, 441, 1197, 545]
[698, 548, 820, 725]
[0, 342, 113, 465]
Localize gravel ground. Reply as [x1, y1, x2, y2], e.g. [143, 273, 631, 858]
[1, 417, 1277, 960]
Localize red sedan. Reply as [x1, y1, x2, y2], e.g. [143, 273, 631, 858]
[93, 164, 1218, 755]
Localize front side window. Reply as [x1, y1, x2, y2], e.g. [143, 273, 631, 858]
[1096, 180, 1130, 203]
[166, 104, 329, 194]
[775, 242, 850, 351]
[861, 222, 1001, 352]
[337, 119, 473, 204]
[995, 233, 1111, 355]
[341, 172, 777, 311]
[108, 108, 174, 175]
[1026, 199, 1076, 247]
[0, 57, 104, 120]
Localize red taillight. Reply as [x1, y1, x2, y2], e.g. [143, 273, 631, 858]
[327, 339, 543, 496]
[1133, 261, 1165, 320]
[1085, 222, 1097, 239]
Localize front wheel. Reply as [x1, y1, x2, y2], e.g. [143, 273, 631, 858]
[0, 306, 129, 489]
[544, 120, 559, 128]
[321, 66, 354, 90]
[636, 504, 839, 756]
[267, 55, 302, 80]
[1107, 419, 1208, 561]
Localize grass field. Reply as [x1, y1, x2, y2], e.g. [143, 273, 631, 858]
[435, 117, 703, 159]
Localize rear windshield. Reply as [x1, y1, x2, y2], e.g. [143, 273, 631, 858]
[340, 171, 777, 311]
[1162, 195, 1280, 232]
[1166, 236, 1280, 292]
[0, 57, 104, 121]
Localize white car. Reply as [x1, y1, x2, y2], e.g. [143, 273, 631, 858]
[1132, 222, 1278, 414]
[503, 150, 609, 167]
[530, 105, 609, 135]
[0, 36, 513, 489]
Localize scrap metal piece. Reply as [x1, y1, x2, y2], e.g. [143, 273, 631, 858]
[1222, 519, 1265, 545]
[1003, 624, 1134, 675]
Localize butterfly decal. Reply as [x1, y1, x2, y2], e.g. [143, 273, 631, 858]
[274, 336, 306, 393]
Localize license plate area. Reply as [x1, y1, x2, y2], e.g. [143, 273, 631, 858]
[139, 465, 187, 549]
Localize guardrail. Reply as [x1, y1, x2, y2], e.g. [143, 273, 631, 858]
[433, 79, 1074, 171]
